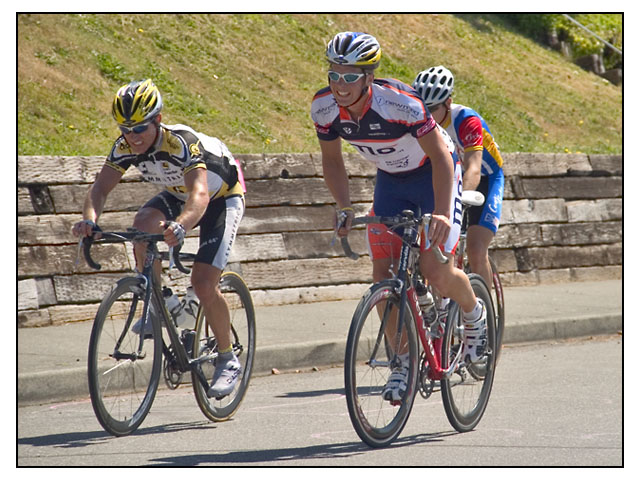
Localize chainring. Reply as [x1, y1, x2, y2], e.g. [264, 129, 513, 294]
[418, 352, 435, 399]
[163, 346, 183, 389]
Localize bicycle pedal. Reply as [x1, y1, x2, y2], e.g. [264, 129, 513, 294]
[390, 400, 402, 407]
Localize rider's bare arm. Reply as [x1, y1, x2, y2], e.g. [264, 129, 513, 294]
[72, 165, 123, 237]
[417, 128, 454, 247]
[163, 167, 210, 247]
[320, 137, 354, 235]
[462, 149, 482, 191]
[176, 167, 210, 231]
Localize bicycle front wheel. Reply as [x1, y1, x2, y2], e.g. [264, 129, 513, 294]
[192, 271, 256, 421]
[88, 277, 162, 436]
[441, 274, 496, 432]
[344, 281, 419, 448]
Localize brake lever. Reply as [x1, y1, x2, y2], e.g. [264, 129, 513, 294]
[331, 209, 350, 247]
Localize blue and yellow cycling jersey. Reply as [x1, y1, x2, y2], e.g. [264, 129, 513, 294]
[105, 124, 245, 201]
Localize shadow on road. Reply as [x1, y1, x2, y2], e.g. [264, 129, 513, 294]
[150, 431, 458, 466]
[18, 421, 216, 448]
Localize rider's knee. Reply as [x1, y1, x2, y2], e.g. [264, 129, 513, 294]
[133, 208, 163, 233]
[424, 266, 448, 293]
[190, 266, 222, 302]
[372, 259, 394, 283]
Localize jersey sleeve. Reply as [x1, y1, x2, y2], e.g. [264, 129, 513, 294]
[104, 137, 136, 174]
[457, 115, 484, 152]
[311, 88, 340, 141]
[413, 114, 437, 139]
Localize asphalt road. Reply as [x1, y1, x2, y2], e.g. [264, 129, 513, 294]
[18, 335, 622, 467]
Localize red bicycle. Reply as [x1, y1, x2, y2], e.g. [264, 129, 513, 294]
[341, 210, 496, 447]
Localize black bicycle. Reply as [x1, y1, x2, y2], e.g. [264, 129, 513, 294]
[82, 228, 255, 436]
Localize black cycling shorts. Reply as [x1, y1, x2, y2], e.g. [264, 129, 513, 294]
[142, 191, 244, 270]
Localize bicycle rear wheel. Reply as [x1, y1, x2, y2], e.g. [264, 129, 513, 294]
[489, 257, 505, 364]
[192, 271, 256, 421]
[441, 274, 496, 432]
[344, 281, 419, 448]
[88, 277, 162, 436]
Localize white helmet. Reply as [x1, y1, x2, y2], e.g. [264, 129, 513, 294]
[412, 65, 454, 107]
[326, 32, 381, 70]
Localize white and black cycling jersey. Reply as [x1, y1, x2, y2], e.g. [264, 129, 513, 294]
[106, 123, 245, 201]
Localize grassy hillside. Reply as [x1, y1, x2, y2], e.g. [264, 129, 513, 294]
[18, 13, 622, 156]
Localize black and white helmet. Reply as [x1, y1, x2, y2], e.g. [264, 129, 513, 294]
[412, 65, 454, 107]
[326, 31, 381, 70]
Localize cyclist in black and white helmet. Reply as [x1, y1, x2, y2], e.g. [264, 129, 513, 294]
[312, 33, 489, 404]
[414, 66, 505, 290]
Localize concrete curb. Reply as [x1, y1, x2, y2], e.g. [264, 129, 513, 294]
[17, 314, 622, 406]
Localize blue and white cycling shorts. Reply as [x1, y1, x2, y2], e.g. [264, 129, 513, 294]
[366, 161, 463, 260]
[467, 170, 504, 234]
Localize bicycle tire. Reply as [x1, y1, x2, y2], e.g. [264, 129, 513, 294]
[192, 271, 256, 422]
[489, 256, 505, 364]
[463, 256, 505, 366]
[344, 281, 419, 448]
[440, 274, 496, 432]
[88, 277, 162, 436]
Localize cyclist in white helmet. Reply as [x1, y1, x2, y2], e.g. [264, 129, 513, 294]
[413, 66, 505, 288]
[311, 32, 488, 403]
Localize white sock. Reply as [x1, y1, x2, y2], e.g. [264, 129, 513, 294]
[437, 297, 450, 310]
[463, 300, 483, 323]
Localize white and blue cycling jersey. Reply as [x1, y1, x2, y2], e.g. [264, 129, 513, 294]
[311, 78, 462, 255]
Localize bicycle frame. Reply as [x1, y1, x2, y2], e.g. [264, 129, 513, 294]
[85, 232, 212, 391]
[362, 214, 462, 382]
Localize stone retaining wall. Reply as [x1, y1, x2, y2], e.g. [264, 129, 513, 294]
[17, 153, 622, 327]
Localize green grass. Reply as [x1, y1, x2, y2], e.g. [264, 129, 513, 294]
[18, 13, 622, 156]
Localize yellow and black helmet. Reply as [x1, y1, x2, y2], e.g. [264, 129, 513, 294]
[112, 79, 163, 126]
[326, 32, 381, 70]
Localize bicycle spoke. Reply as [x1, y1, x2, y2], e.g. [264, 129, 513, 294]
[345, 282, 418, 448]
[191, 272, 255, 422]
[441, 275, 496, 433]
[88, 278, 162, 436]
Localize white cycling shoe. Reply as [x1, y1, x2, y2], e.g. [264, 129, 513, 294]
[462, 300, 488, 364]
[207, 353, 242, 399]
[382, 358, 410, 403]
[132, 304, 156, 336]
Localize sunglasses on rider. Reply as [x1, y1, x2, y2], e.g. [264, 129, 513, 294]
[119, 121, 154, 135]
[328, 71, 367, 84]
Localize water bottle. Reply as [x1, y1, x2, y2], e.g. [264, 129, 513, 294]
[416, 281, 434, 314]
[179, 286, 198, 329]
[163, 287, 187, 327]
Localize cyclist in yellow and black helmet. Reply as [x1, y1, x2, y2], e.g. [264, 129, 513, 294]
[73, 79, 246, 400]
[112, 79, 163, 127]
